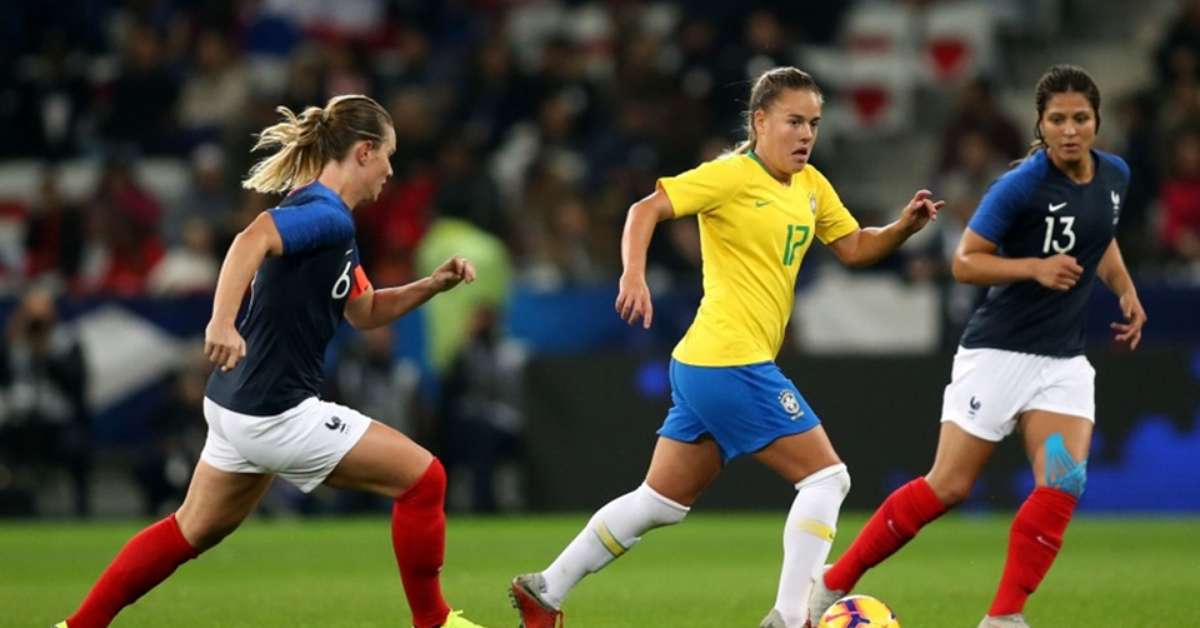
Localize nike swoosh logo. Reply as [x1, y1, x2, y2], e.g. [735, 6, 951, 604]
[1035, 534, 1060, 551]
[345, 249, 354, 256]
[755, 200, 771, 207]
[1048, 202, 1067, 213]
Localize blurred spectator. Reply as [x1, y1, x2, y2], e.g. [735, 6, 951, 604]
[433, 136, 510, 241]
[1115, 90, 1162, 261]
[132, 346, 208, 516]
[23, 169, 86, 290]
[167, 143, 239, 248]
[177, 29, 250, 148]
[415, 214, 512, 374]
[99, 22, 181, 155]
[440, 306, 527, 513]
[78, 156, 166, 296]
[936, 77, 1025, 173]
[1158, 129, 1200, 263]
[0, 286, 90, 517]
[910, 130, 1001, 340]
[454, 34, 534, 151]
[1155, 0, 1200, 86]
[10, 30, 91, 159]
[147, 217, 219, 296]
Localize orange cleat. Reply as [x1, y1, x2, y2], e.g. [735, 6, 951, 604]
[509, 574, 564, 628]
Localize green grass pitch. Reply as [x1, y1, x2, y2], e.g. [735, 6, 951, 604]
[4, 513, 1197, 626]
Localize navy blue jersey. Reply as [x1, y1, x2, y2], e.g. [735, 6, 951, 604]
[959, 149, 1129, 357]
[206, 182, 372, 415]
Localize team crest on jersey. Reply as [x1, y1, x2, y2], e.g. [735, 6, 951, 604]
[968, 395, 982, 418]
[808, 192, 818, 215]
[1110, 190, 1121, 226]
[779, 390, 802, 417]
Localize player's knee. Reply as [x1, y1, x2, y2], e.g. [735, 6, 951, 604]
[926, 475, 973, 506]
[182, 515, 242, 552]
[396, 457, 446, 505]
[1042, 433, 1087, 498]
[637, 483, 690, 527]
[795, 463, 851, 499]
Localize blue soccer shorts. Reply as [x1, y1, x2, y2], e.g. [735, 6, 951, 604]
[658, 359, 821, 463]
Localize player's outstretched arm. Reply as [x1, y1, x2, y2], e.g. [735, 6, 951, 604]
[951, 228, 1083, 290]
[827, 189, 944, 267]
[616, 189, 674, 329]
[205, 212, 285, 371]
[1097, 240, 1146, 349]
[344, 256, 476, 330]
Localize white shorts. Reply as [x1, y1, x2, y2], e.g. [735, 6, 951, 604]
[940, 347, 1095, 442]
[201, 397, 372, 492]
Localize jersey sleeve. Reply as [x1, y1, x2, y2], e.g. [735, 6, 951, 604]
[657, 156, 743, 217]
[268, 204, 356, 255]
[968, 169, 1030, 244]
[811, 167, 860, 244]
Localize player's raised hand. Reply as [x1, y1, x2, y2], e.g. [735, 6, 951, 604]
[616, 273, 654, 329]
[1111, 291, 1146, 350]
[205, 320, 247, 372]
[430, 255, 477, 292]
[1033, 254, 1083, 291]
[898, 189, 944, 234]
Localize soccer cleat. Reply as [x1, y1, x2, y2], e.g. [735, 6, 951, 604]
[978, 614, 1031, 628]
[807, 565, 846, 626]
[438, 609, 487, 628]
[759, 608, 810, 628]
[54, 623, 68, 628]
[509, 573, 564, 628]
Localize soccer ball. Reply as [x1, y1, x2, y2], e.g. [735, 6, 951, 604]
[817, 594, 901, 628]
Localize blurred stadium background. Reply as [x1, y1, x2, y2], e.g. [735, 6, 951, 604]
[0, 0, 1198, 568]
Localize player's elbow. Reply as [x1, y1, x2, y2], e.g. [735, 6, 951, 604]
[629, 197, 673, 224]
[951, 255, 976, 284]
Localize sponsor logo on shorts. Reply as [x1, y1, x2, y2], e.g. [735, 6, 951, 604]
[325, 416, 349, 433]
[778, 390, 804, 419]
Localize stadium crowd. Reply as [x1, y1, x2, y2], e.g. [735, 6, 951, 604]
[1, 0, 1199, 516]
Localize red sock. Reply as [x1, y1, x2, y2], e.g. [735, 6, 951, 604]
[825, 477, 948, 592]
[988, 487, 1077, 616]
[392, 458, 452, 628]
[67, 514, 198, 628]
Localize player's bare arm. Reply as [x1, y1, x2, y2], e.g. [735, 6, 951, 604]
[616, 188, 675, 329]
[827, 189, 943, 267]
[1097, 240, 1146, 349]
[205, 212, 284, 372]
[952, 227, 1083, 290]
[345, 256, 477, 330]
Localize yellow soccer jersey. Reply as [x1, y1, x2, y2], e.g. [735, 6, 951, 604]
[659, 151, 859, 366]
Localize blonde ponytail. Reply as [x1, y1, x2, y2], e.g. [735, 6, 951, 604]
[242, 94, 393, 194]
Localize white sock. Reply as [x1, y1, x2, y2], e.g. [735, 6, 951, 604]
[540, 483, 689, 608]
[774, 463, 851, 628]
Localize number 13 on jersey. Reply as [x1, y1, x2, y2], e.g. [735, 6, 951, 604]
[1043, 216, 1076, 254]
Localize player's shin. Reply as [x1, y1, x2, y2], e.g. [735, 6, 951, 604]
[539, 483, 689, 608]
[66, 514, 199, 628]
[391, 458, 452, 628]
[771, 463, 850, 628]
[824, 476, 948, 593]
[989, 437, 1084, 617]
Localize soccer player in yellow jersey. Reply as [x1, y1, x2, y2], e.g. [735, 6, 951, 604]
[510, 67, 943, 628]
